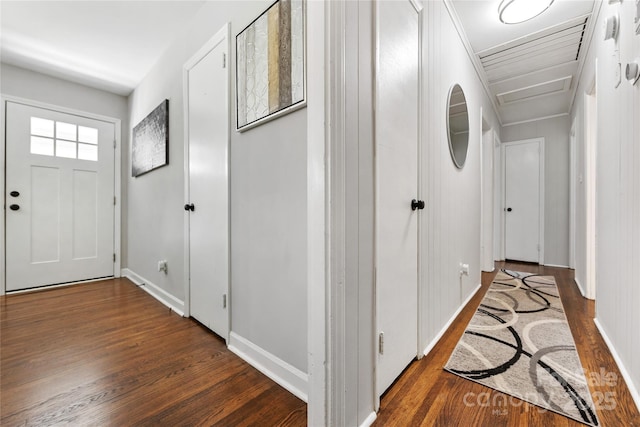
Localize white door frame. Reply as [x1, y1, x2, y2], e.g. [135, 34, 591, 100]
[584, 76, 597, 300]
[182, 23, 230, 325]
[501, 137, 545, 265]
[569, 118, 577, 270]
[493, 131, 503, 261]
[1, 95, 122, 295]
[480, 109, 494, 272]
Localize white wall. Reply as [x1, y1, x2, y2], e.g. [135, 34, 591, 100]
[571, 0, 640, 409]
[1, 63, 129, 121]
[127, 0, 308, 381]
[501, 115, 571, 267]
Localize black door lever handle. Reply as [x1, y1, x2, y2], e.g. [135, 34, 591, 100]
[184, 203, 195, 212]
[411, 199, 425, 211]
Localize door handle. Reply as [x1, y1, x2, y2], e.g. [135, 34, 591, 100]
[184, 203, 195, 212]
[10, 191, 20, 197]
[9, 204, 20, 211]
[506, 207, 512, 212]
[411, 199, 425, 211]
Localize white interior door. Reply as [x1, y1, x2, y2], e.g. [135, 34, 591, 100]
[184, 25, 229, 339]
[504, 139, 543, 263]
[375, 0, 420, 398]
[5, 101, 115, 291]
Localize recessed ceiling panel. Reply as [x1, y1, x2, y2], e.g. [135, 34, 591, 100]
[449, 0, 597, 125]
[497, 76, 572, 104]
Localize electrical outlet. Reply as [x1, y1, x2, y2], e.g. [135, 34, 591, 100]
[158, 260, 168, 274]
[460, 263, 470, 276]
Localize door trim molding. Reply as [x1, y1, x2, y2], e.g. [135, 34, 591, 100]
[182, 23, 230, 326]
[0, 95, 122, 295]
[501, 137, 545, 265]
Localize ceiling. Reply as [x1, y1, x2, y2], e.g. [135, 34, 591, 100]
[1, 0, 599, 123]
[449, 0, 599, 126]
[0, 1, 206, 96]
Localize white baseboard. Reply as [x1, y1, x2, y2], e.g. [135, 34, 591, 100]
[228, 331, 308, 403]
[121, 268, 185, 316]
[423, 283, 482, 355]
[574, 277, 587, 298]
[544, 263, 570, 268]
[359, 411, 377, 427]
[594, 318, 640, 413]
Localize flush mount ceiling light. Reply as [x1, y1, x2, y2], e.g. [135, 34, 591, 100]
[498, 0, 555, 24]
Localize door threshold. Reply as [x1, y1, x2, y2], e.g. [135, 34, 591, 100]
[6, 276, 114, 295]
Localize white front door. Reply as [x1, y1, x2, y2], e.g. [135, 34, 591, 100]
[504, 139, 543, 263]
[375, 0, 421, 397]
[184, 25, 229, 339]
[5, 101, 115, 291]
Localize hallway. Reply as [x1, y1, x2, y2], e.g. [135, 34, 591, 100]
[375, 262, 640, 426]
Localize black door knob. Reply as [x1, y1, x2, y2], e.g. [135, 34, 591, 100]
[10, 191, 20, 197]
[184, 203, 195, 212]
[507, 207, 512, 212]
[411, 199, 425, 211]
[9, 204, 20, 211]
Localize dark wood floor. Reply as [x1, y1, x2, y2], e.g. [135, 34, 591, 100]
[0, 278, 306, 426]
[2, 263, 639, 426]
[375, 261, 640, 426]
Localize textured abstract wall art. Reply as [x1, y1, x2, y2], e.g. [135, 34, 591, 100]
[236, 0, 305, 131]
[132, 99, 169, 177]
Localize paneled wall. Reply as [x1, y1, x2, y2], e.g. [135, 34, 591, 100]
[337, 2, 502, 425]
[419, 1, 501, 350]
[571, 0, 640, 408]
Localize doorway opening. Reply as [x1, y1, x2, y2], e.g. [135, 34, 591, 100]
[502, 138, 545, 264]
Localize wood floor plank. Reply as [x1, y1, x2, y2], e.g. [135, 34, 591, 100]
[3, 263, 639, 426]
[1, 278, 306, 426]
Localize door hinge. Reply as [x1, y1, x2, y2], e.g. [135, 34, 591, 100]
[113, 140, 116, 149]
[379, 332, 384, 355]
[113, 253, 116, 263]
[223, 53, 226, 68]
[223, 294, 227, 308]
[114, 196, 116, 206]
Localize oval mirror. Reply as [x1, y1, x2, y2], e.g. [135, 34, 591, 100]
[446, 84, 469, 169]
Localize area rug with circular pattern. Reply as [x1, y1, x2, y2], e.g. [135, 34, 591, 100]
[444, 269, 599, 426]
